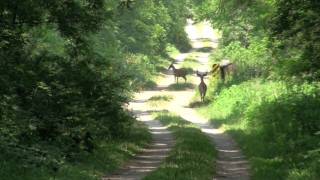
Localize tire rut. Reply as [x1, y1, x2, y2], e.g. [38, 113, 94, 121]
[102, 110, 175, 180]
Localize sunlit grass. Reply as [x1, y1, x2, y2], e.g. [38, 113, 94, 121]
[202, 40, 214, 47]
[197, 78, 320, 179]
[167, 82, 195, 91]
[166, 43, 181, 59]
[144, 112, 216, 180]
[147, 95, 173, 108]
[180, 57, 200, 69]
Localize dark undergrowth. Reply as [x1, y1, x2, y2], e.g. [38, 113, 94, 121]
[0, 121, 151, 180]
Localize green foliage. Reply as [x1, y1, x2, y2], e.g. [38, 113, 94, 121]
[116, 0, 192, 55]
[0, 0, 194, 176]
[193, 0, 276, 84]
[144, 112, 216, 180]
[196, 0, 320, 80]
[271, 0, 320, 79]
[181, 57, 201, 69]
[1, 0, 119, 171]
[194, 0, 320, 179]
[116, 0, 170, 55]
[199, 79, 320, 179]
[210, 38, 272, 80]
[195, 0, 275, 46]
[0, 121, 151, 180]
[161, 0, 193, 52]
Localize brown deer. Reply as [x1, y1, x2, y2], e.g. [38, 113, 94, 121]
[196, 71, 208, 102]
[168, 63, 187, 83]
[219, 59, 236, 81]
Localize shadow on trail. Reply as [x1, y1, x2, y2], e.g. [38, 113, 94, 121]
[132, 110, 169, 116]
[142, 80, 158, 90]
[148, 95, 173, 102]
[167, 83, 195, 91]
[193, 37, 219, 44]
[183, 58, 198, 63]
[188, 99, 211, 108]
[131, 99, 147, 103]
[193, 47, 214, 53]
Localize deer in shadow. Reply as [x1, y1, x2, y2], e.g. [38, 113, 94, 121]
[168, 63, 187, 83]
[219, 59, 236, 81]
[196, 71, 208, 102]
[211, 59, 236, 82]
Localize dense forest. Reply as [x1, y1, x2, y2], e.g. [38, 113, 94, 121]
[0, 0, 319, 179]
[0, 0, 192, 179]
[195, 0, 320, 179]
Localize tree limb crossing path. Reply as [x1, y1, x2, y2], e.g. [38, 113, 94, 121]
[103, 20, 250, 180]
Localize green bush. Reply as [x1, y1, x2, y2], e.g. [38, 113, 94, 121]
[194, 0, 320, 179]
[200, 79, 320, 179]
[0, 0, 194, 175]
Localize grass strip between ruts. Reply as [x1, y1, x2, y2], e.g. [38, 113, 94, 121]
[143, 112, 216, 180]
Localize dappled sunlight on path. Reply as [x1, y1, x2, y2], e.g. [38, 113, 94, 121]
[103, 20, 250, 180]
[166, 19, 251, 180]
[102, 103, 174, 180]
[167, 86, 250, 180]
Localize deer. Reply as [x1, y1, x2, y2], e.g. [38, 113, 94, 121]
[220, 62, 236, 81]
[168, 63, 187, 83]
[196, 71, 208, 102]
[211, 60, 236, 81]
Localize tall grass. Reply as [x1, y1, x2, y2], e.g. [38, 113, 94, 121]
[199, 78, 320, 179]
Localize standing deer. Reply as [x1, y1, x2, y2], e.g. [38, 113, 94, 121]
[168, 63, 187, 83]
[196, 71, 208, 102]
[219, 59, 236, 81]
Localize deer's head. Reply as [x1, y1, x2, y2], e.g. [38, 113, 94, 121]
[196, 71, 208, 78]
[168, 63, 175, 70]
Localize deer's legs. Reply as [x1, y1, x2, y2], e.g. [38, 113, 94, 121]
[220, 66, 226, 81]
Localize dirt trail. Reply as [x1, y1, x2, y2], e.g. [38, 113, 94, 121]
[103, 20, 250, 180]
[102, 103, 175, 180]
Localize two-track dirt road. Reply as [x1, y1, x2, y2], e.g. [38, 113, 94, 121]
[103, 20, 250, 180]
